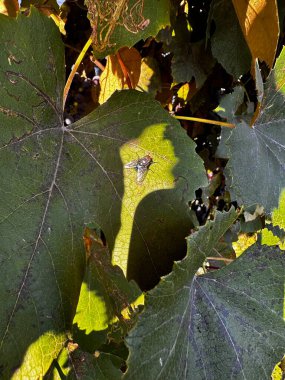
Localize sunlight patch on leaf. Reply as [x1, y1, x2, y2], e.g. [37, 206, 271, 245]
[262, 189, 285, 249]
[71, 90, 207, 290]
[74, 226, 141, 334]
[11, 331, 66, 380]
[136, 56, 161, 96]
[232, 232, 257, 257]
[115, 123, 178, 271]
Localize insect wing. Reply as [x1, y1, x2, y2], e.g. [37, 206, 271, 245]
[136, 165, 148, 183]
[125, 159, 139, 168]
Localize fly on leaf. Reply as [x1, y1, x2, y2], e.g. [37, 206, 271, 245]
[125, 154, 154, 183]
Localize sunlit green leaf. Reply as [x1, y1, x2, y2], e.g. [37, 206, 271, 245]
[74, 227, 141, 333]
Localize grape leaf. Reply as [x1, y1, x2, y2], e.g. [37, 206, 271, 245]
[47, 345, 123, 380]
[85, 0, 170, 58]
[136, 56, 162, 96]
[215, 86, 245, 122]
[67, 349, 122, 380]
[232, 0, 279, 69]
[44, 347, 71, 379]
[158, 3, 216, 87]
[74, 227, 141, 333]
[70, 89, 208, 290]
[0, 9, 207, 377]
[125, 209, 285, 379]
[218, 46, 285, 213]
[209, 0, 251, 78]
[21, 0, 59, 11]
[99, 47, 142, 104]
[0, 9, 71, 378]
[0, 0, 19, 16]
[171, 38, 216, 87]
[262, 189, 285, 248]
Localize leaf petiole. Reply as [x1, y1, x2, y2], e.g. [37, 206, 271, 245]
[63, 36, 93, 108]
[174, 115, 235, 128]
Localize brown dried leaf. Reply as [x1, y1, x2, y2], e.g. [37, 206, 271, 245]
[99, 47, 141, 104]
[0, 0, 19, 16]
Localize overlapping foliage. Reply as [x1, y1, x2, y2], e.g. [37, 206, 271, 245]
[0, 0, 284, 379]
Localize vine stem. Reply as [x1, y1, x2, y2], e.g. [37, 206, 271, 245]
[63, 36, 93, 109]
[174, 115, 235, 128]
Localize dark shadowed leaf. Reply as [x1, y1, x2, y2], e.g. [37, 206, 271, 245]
[218, 46, 285, 212]
[48, 345, 123, 380]
[67, 349, 123, 380]
[209, 0, 251, 78]
[171, 38, 216, 87]
[0, 9, 72, 378]
[214, 86, 245, 159]
[215, 85, 245, 122]
[0, 9, 207, 377]
[278, 0, 285, 33]
[125, 209, 285, 379]
[21, 0, 59, 11]
[159, 6, 216, 87]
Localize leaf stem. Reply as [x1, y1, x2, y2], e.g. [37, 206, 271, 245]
[63, 36, 93, 109]
[89, 55, 105, 72]
[174, 115, 235, 128]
